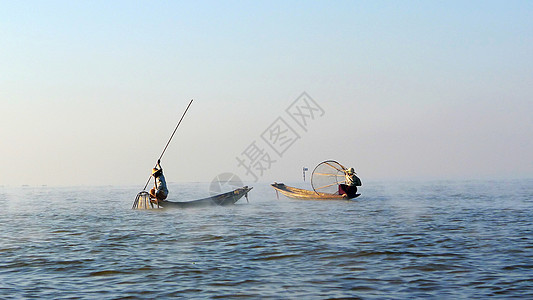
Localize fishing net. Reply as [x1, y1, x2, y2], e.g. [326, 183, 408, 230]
[132, 191, 156, 209]
[311, 160, 347, 195]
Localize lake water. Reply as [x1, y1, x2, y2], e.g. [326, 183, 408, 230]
[1, 179, 532, 299]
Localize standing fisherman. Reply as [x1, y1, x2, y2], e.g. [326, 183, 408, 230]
[150, 159, 168, 202]
[338, 167, 362, 198]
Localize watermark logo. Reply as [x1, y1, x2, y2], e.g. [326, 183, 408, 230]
[209, 172, 244, 196]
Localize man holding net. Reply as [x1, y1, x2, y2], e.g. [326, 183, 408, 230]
[339, 167, 361, 198]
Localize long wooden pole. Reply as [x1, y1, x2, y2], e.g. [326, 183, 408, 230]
[142, 99, 193, 191]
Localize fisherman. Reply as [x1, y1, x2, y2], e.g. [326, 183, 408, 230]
[339, 167, 362, 198]
[150, 159, 168, 202]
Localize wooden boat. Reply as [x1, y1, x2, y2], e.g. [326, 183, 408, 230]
[271, 183, 360, 200]
[154, 186, 252, 208]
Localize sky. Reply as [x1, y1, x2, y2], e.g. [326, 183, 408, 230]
[1, 1, 532, 186]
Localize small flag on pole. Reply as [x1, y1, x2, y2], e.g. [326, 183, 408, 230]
[303, 167, 309, 181]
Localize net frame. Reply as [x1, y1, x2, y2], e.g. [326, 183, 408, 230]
[133, 191, 156, 209]
[311, 160, 348, 194]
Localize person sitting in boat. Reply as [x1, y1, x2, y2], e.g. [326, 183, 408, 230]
[339, 167, 362, 198]
[150, 159, 168, 201]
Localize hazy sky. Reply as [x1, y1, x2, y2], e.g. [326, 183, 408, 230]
[1, 1, 532, 186]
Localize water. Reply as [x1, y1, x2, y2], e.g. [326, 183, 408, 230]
[1, 180, 532, 299]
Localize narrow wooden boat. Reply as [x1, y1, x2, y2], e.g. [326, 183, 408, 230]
[271, 183, 360, 200]
[155, 186, 252, 208]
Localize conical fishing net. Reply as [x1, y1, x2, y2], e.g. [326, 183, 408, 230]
[311, 160, 347, 194]
[132, 191, 155, 209]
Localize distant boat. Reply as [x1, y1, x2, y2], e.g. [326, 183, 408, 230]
[134, 186, 252, 209]
[271, 183, 360, 200]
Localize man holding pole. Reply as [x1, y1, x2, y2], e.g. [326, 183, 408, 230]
[132, 99, 193, 209]
[150, 159, 168, 201]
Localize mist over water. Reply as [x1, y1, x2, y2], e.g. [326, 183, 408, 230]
[1, 180, 532, 298]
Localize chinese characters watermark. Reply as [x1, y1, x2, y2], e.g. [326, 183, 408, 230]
[237, 92, 324, 182]
[286, 92, 325, 132]
[210, 92, 325, 191]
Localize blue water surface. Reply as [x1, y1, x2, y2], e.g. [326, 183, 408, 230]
[1, 179, 532, 299]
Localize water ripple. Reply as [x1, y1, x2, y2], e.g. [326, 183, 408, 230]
[1, 181, 532, 298]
